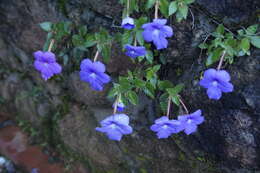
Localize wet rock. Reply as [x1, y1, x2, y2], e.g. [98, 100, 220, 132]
[68, 72, 111, 106]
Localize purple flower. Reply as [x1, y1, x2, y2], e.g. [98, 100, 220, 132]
[96, 114, 133, 141]
[199, 68, 234, 100]
[79, 58, 111, 91]
[33, 51, 62, 81]
[121, 17, 135, 30]
[125, 44, 146, 58]
[178, 110, 204, 135]
[142, 19, 173, 50]
[150, 116, 183, 139]
[113, 101, 125, 112]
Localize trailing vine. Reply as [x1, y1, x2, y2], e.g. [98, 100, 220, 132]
[35, 0, 260, 141]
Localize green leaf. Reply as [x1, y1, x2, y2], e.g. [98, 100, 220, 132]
[240, 38, 250, 52]
[246, 24, 258, 35]
[43, 32, 53, 51]
[100, 44, 111, 63]
[166, 84, 184, 96]
[127, 91, 138, 105]
[158, 80, 174, 90]
[136, 30, 144, 45]
[133, 78, 146, 88]
[216, 24, 225, 35]
[143, 82, 155, 99]
[159, 0, 169, 17]
[84, 34, 96, 48]
[122, 31, 134, 46]
[145, 50, 154, 64]
[206, 48, 223, 66]
[39, 22, 52, 32]
[171, 95, 180, 106]
[72, 35, 84, 46]
[135, 17, 148, 28]
[250, 36, 260, 48]
[159, 93, 169, 112]
[145, 0, 156, 10]
[198, 43, 208, 49]
[184, 0, 195, 4]
[168, 1, 178, 16]
[178, 4, 188, 19]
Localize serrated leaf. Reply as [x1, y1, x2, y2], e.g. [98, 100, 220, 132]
[198, 43, 208, 49]
[240, 38, 250, 52]
[158, 80, 174, 90]
[159, 93, 169, 113]
[169, 1, 178, 16]
[246, 24, 258, 35]
[178, 4, 188, 19]
[136, 30, 144, 45]
[159, 0, 169, 17]
[127, 91, 138, 105]
[101, 44, 111, 63]
[250, 36, 260, 48]
[166, 84, 184, 96]
[206, 48, 223, 66]
[216, 24, 225, 35]
[184, 0, 195, 4]
[143, 82, 155, 99]
[145, 0, 156, 10]
[43, 32, 53, 51]
[39, 22, 52, 32]
[145, 50, 154, 64]
[171, 95, 180, 106]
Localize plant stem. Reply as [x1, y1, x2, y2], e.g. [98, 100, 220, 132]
[166, 96, 171, 118]
[94, 50, 99, 62]
[134, 37, 137, 46]
[217, 50, 226, 70]
[178, 95, 189, 114]
[154, 0, 159, 19]
[48, 39, 55, 52]
[127, 0, 130, 17]
[113, 95, 120, 114]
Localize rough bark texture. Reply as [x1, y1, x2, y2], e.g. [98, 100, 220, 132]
[0, 0, 259, 173]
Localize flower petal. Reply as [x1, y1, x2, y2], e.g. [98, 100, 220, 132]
[216, 70, 231, 82]
[43, 52, 56, 63]
[48, 62, 62, 74]
[153, 34, 168, 50]
[106, 129, 123, 141]
[142, 30, 153, 42]
[218, 81, 234, 93]
[203, 69, 217, 80]
[199, 78, 212, 88]
[93, 61, 106, 73]
[33, 51, 44, 61]
[207, 86, 222, 100]
[80, 59, 93, 71]
[117, 124, 133, 134]
[153, 19, 167, 25]
[162, 26, 173, 37]
[157, 129, 172, 139]
[184, 123, 197, 135]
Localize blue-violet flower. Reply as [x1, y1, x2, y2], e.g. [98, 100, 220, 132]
[150, 116, 183, 139]
[79, 58, 111, 91]
[142, 19, 173, 50]
[178, 110, 204, 135]
[96, 114, 133, 141]
[199, 68, 234, 100]
[121, 17, 135, 30]
[33, 51, 62, 81]
[125, 44, 146, 58]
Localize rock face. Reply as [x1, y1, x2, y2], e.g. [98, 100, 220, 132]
[0, 0, 259, 173]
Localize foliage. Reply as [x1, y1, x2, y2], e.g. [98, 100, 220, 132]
[199, 24, 260, 66]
